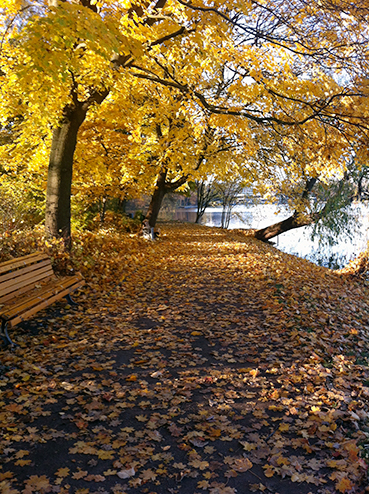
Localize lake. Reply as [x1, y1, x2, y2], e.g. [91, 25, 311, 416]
[162, 203, 369, 269]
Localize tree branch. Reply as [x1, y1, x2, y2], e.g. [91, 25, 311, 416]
[165, 174, 189, 190]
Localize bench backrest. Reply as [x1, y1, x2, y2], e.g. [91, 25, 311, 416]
[0, 252, 55, 304]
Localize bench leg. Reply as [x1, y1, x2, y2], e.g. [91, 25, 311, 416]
[0, 321, 17, 348]
[65, 293, 78, 306]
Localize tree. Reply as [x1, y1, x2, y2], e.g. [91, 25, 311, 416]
[2, 0, 369, 247]
[141, 109, 241, 229]
[249, 124, 367, 242]
[1, 0, 197, 245]
[215, 178, 245, 229]
[195, 179, 219, 224]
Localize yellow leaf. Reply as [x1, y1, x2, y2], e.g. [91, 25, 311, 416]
[233, 458, 253, 472]
[126, 375, 137, 381]
[291, 473, 304, 482]
[14, 460, 31, 467]
[0, 480, 20, 494]
[240, 441, 256, 451]
[72, 470, 88, 480]
[279, 423, 289, 432]
[55, 467, 70, 478]
[15, 450, 29, 459]
[135, 415, 147, 422]
[103, 469, 117, 476]
[97, 450, 114, 460]
[335, 476, 354, 493]
[263, 466, 274, 478]
[189, 459, 209, 470]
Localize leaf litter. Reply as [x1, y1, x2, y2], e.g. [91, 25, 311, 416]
[1, 223, 369, 494]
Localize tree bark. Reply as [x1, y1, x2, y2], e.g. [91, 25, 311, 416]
[144, 169, 189, 229]
[45, 105, 87, 248]
[145, 169, 168, 228]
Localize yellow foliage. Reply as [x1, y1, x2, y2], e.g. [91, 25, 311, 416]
[1, 0, 369, 221]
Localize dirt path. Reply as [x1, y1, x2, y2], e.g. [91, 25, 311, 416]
[1, 224, 369, 493]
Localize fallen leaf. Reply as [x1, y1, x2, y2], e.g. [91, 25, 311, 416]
[117, 467, 135, 479]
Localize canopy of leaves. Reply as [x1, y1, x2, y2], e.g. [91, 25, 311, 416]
[2, 0, 369, 218]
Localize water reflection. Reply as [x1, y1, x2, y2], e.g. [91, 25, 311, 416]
[161, 204, 369, 269]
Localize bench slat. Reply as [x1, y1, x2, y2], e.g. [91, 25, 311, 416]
[2, 275, 84, 321]
[0, 253, 49, 275]
[0, 259, 51, 284]
[0, 265, 55, 298]
[6, 279, 85, 328]
[0, 275, 54, 305]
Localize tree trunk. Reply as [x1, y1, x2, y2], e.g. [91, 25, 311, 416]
[145, 169, 168, 228]
[254, 178, 320, 242]
[254, 212, 315, 242]
[45, 106, 87, 248]
[118, 198, 127, 214]
[144, 168, 188, 232]
[196, 181, 205, 223]
[99, 196, 107, 225]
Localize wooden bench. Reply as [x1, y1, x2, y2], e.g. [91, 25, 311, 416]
[0, 252, 85, 347]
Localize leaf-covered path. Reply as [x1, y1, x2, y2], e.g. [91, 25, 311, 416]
[1, 224, 369, 494]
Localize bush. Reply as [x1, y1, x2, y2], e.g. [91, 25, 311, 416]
[84, 211, 142, 234]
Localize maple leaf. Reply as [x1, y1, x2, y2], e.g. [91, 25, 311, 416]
[135, 414, 147, 422]
[146, 430, 162, 441]
[23, 475, 50, 494]
[141, 469, 157, 482]
[335, 476, 354, 493]
[0, 481, 19, 494]
[232, 458, 253, 472]
[84, 474, 105, 482]
[198, 479, 210, 489]
[279, 423, 289, 432]
[103, 469, 117, 476]
[55, 467, 70, 478]
[97, 450, 115, 460]
[263, 466, 275, 478]
[0, 474, 13, 482]
[14, 450, 29, 459]
[249, 484, 267, 492]
[209, 485, 237, 494]
[291, 473, 306, 482]
[14, 460, 32, 467]
[72, 470, 88, 480]
[240, 441, 256, 451]
[189, 459, 209, 470]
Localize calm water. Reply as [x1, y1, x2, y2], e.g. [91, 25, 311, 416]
[162, 204, 369, 269]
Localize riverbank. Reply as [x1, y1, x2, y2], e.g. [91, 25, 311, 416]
[162, 203, 369, 269]
[1, 223, 369, 493]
